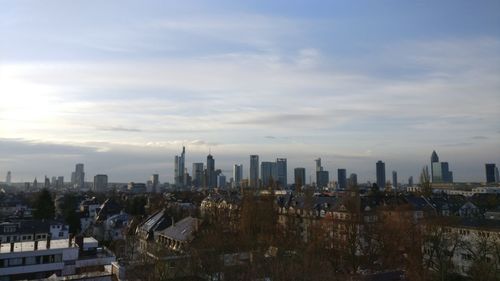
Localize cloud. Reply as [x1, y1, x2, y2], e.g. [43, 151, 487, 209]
[471, 136, 488, 140]
[0, 138, 99, 156]
[97, 126, 143, 132]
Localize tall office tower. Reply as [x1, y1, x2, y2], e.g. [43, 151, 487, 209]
[57, 176, 64, 188]
[431, 150, 439, 182]
[33, 178, 38, 189]
[315, 158, 323, 172]
[192, 163, 204, 187]
[71, 172, 76, 185]
[151, 174, 159, 193]
[74, 163, 85, 189]
[261, 161, 277, 188]
[93, 174, 108, 192]
[217, 173, 226, 188]
[392, 171, 398, 190]
[316, 170, 329, 189]
[250, 155, 259, 188]
[376, 161, 386, 189]
[44, 176, 50, 188]
[496, 167, 500, 183]
[207, 154, 215, 188]
[348, 173, 358, 188]
[337, 169, 347, 190]
[51, 176, 57, 186]
[174, 146, 186, 187]
[408, 176, 414, 187]
[233, 164, 243, 188]
[485, 163, 497, 183]
[5, 171, 11, 184]
[294, 168, 306, 188]
[441, 162, 453, 183]
[276, 158, 287, 188]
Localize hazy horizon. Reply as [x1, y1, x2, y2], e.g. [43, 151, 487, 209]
[1, 1, 499, 183]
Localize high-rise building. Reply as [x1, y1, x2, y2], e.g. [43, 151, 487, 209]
[250, 155, 259, 188]
[431, 151, 453, 183]
[294, 168, 306, 188]
[44, 176, 50, 189]
[348, 173, 358, 188]
[315, 158, 323, 172]
[233, 164, 243, 188]
[392, 171, 398, 190]
[376, 161, 386, 189]
[192, 163, 204, 187]
[174, 147, 186, 187]
[207, 154, 215, 188]
[261, 161, 277, 188]
[316, 170, 329, 189]
[217, 173, 226, 189]
[337, 169, 347, 190]
[485, 163, 497, 183]
[276, 158, 287, 188]
[5, 171, 11, 184]
[151, 174, 159, 193]
[408, 176, 414, 187]
[73, 164, 85, 189]
[496, 167, 500, 183]
[56, 176, 64, 189]
[93, 174, 108, 192]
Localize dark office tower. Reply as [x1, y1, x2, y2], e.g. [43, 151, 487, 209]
[337, 169, 347, 190]
[74, 163, 85, 189]
[206, 154, 215, 188]
[33, 178, 38, 189]
[93, 174, 108, 192]
[486, 164, 497, 183]
[294, 168, 306, 188]
[348, 173, 358, 188]
[376, 161, 386, 189]
[408, 176, 414, 187]
[151, 174, 159, 193]
[276, 158, 287, 188]
[250, 155, 259, 188]
[192, 163, 204, 187]
[5, 171, 11, 184]
[261, 161, 277, 188]
[44, 176, 50, 188]
[392, 171, 398, 190]
[233, 164, 243, 188]
[496, 167, 500, 183]
[316, 170, 329, 189]
[174, 146, 186, 187]
[441, 162, 453, 183]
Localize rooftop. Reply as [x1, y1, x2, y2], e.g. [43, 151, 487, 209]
[0, 239, 75, 254]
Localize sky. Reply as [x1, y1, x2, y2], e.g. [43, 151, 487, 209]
[1, 0, 499, 184]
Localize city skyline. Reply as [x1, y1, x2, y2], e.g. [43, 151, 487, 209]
[1, 1, 499, 182]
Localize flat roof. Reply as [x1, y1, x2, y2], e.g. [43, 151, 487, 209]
[0, 239, 75, 254]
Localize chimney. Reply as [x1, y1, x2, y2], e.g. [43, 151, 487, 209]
[10, 242, 15, 252]
[46, 234, 51, 249]
[34, 240, 38, 251]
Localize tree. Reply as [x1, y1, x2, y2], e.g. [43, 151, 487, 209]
[60, 194, 81, 234]
[33, 188, 55, 220]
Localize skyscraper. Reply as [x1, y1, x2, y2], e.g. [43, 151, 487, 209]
[485, 163, 497, 183]
[250, 155, 259, 188]
[348, 173, 358, 188]
[276, 158, 287, 188]
[93, 174, 108, 192]
[261, 161, 277, 188]
[294, 168, 306, 188]
[5, 171, 11, 184]
[376, 161, 386, 189]
[315, 158, 323, 172]
[192, 163, 204, 187]
[316, 170, 329, 189]
[207, 154, 215, 188]
[233, 164, 243, 188]
[337, 169, 347, 190]
[408, 176, 413, 187]
[431, 150, 439, 182]
[151, 174, 159, 193]
[496, 167, 500, 183]
[74, 163, 85, 189]
[174, 146, 186, 187]
[392, 170, 398, 190]
[217, 173, 226, 188]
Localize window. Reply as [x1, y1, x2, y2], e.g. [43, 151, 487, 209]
[25, 256, 37, 265]
[0, 259, 4, 268]
[54, 254, 62, 262]
[8, 258, 23, 266]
